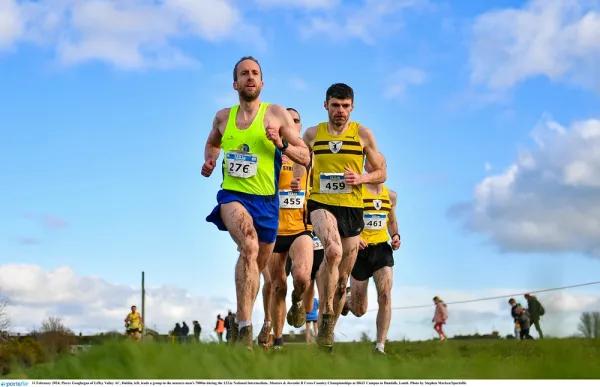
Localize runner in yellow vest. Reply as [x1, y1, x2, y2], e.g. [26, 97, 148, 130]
[297, 83, 386, 349]
[124, 305, 143, 341]
[341, 155, 401, 355]
[202, 56, 310, 348]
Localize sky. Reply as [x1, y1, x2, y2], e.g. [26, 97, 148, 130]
[1, 0, 600, 342]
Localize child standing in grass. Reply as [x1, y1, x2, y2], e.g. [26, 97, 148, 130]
[515, 305, 534, 340]
[432, 296, 448, 341]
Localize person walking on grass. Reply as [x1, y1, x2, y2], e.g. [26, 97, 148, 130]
[193, 320, 202, 343]
[432, 296, 448, 341]
[524, 293, 545, 339]
[515, 305, 534, 340]
[215, 314, 225, 343]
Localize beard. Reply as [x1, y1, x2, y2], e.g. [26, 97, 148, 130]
[240, 87, 261, 102]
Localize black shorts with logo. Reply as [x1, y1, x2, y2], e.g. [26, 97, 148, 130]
[351, 241, 394, 281]
[307, 200, 364, 238]
[127, 328, 141, 334]
[274, 230, 313, 253]
[285, 245, 325, 281]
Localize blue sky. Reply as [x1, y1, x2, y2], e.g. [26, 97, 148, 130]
[1, 0, 600, 340]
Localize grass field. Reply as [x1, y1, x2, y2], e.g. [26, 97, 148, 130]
[8, 338, 600, 379]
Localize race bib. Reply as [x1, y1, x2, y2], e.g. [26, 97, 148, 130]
[319, 173, 351, 194]
[225, 151, 258, 178]
[279, 190, 305, 209]
[313, 235, 323, 250]
[129, 322, 139, 329]
[364, 213, 387, 230]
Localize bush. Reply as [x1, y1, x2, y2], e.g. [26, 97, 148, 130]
[0, 337, 45, 375]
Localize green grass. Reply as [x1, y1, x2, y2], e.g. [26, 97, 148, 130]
[9, 339, 600, 379]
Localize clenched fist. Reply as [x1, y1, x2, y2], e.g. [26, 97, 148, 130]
[344, 166, 362, 185]
[265, 120, 283, 148]
[290, 177, 302, 192]
[202, 159, 216, 177]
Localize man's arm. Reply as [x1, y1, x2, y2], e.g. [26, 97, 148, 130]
[273, 105, 310, 166]
[359, 126, 387, 184]
[205, 109, 227, 163]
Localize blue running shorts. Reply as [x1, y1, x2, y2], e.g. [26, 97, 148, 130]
[206, 189, 279, 244]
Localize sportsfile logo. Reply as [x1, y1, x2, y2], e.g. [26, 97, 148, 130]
[0, 381, 30, 387]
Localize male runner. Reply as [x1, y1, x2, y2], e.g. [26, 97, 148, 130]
[298, 83, 386, 349]
[266, 107, 325, 349]
[342, 155, 400, 355]
[124, 305, 143, 341]
[202, 56, 310, 347]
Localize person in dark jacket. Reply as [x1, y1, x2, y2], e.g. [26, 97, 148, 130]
[193, 320, 202, 343]
[508, 298, 522, 339]
[181, 321, 190, 343]
[173, 323, 182, 343]
[524, 293, 545, 338]
[224, 311, 235, 343]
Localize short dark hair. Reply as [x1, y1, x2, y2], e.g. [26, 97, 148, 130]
[326, 83, 354, 102]
[286, 107, 300, 121]
[233, 56, 262, 82]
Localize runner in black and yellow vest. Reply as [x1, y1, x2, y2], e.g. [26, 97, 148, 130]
[265, 108, 325, 350]
[297, 83, 387, 349]
[202, 56, 310, 348]
[340, 155, 401, 355]
[124, 305, 143, 341]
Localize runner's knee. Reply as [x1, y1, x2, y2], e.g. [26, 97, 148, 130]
[377, 289, 391, 308]
[272, 276, 287, 299]
[324, 242, 343, 265]
[239, 238, 259, 261]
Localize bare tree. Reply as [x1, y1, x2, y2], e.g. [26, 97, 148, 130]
[39, 316, 73, 335]
[577, 311, 600, 339]
[0, 291, 10, 332]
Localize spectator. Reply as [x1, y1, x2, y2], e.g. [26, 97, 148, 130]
[524, 293, 545, 338]
[215, 314, 225, 343]
[305, 298, 319, 344]
[515, 305, 534, 340]
[224, 311, 234, 343]
[181, 321, 190, 343]
[173, 323, 182, 343]
[508, 298, 522, 339]
[432, 296, 448, 341]
[193, 320, 202, 343]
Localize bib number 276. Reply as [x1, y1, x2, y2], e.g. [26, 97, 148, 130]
[226, 152, 258, 179]
[320, 173, 352, 194]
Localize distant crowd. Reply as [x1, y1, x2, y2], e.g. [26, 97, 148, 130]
[123, 292, 546, 343]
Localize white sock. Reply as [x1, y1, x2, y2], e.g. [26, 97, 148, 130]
[264, 321, 271, 327]
[238, 320, 252, 329]
[376, 342, 385, 351]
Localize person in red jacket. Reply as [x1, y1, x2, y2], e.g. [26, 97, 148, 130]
[432, 296, 448, 341]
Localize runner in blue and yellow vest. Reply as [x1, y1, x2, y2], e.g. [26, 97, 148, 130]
[202, 57, 310, 348]
[340, 154, 401, 355]
[299, 83, 387, 350]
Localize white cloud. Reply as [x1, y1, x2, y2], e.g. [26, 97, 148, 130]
[1, 263, 598, 341]
[485, 162, 493, 171]
[1, 0, 265, 69]
[299, 0, 429, 45]
[383, 67, 428, 99]
[0, 0, 22, 49]
[469, 0, 600, 91]
[450, 115, 600, 257]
